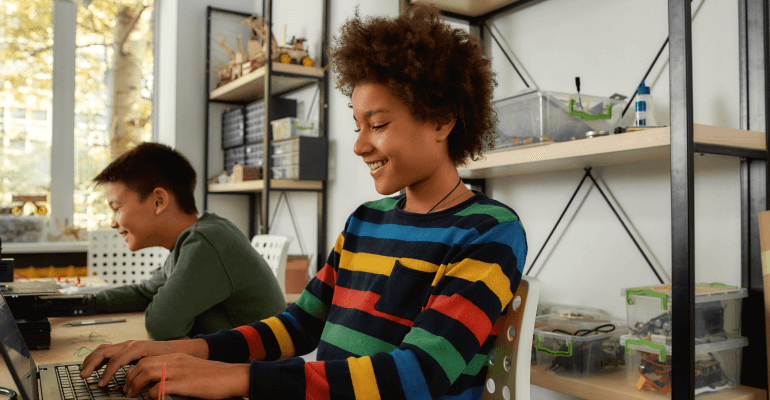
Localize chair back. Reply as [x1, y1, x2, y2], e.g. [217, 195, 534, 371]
[87, 229, 170, 285]
[251, 234, 292, 294]
[482, 275, 541, 400]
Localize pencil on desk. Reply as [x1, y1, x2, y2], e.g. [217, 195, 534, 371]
[67, 318, 126, 326]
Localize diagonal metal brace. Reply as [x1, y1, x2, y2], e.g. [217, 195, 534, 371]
[526, 168, 664, 284]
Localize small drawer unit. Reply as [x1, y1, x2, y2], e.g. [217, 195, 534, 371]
[244, 98, 297, 144]
[621, 335, 747, 397]
[221, 107, 244, 149]
[245, 143, 264, 168]
[269, 136, 327, 180]
[224, 145, 245, 173]
[622, 284, 747, 344]
[533, 314, 627, 377]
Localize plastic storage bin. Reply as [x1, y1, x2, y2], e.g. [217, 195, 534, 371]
[622, 284, 747, 343]
[621, 335, 747, 396]
[533, 315, 627, 377]
[271, 139, 300, 155]
[271, 165, 299, 180]
[271, 151, 300, 167]
[492, 89, 625, 151]
[535, 303, 613, 321]
[0, 215, 47, 243]
[271, 117, 319, 140]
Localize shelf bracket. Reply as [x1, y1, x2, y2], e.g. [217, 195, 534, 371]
[525, 167, 665, 284]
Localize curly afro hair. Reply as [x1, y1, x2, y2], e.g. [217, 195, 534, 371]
[327, 4, 498, 166]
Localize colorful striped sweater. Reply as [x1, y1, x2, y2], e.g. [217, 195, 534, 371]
[200, 192, 527, 399]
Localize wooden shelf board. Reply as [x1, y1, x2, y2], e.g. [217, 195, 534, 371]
[459, 125, 766, 179]
[531, 367, 766, 400]
[210, 63, 324, 103]
[208, 179, 322, 193]
[411, 0, 526, 17]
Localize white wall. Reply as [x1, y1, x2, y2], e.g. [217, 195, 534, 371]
[159, 0, 746, 399]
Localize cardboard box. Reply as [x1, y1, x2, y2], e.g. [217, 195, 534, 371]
[285, 254, 309, 293]
[231, 164, 261, 182]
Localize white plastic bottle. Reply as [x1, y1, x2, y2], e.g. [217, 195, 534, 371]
[635, 80, 657, 127]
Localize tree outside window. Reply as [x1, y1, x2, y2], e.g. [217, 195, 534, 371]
[1, 0, 154, 237]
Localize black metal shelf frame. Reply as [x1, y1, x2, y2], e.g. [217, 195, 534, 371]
[203, 1, 330, 275]
[407, 0, 770, 398]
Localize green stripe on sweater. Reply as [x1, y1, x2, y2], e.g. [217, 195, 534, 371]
[320, 322, 398, 356]
[455, 203, 518, 224]
[295, 290, 328, 321]
[363, 198, 400, 212]
[462, 353, 489, 376]
[402, 327, 466, 382]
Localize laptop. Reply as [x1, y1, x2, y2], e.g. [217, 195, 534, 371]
[0, 293, 154, 400]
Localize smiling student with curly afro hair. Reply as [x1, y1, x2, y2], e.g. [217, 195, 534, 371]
[79, 5, 526, 400]
[329, 4, 499, 167]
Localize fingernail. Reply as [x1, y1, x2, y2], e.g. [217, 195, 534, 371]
[98, 379, 104, 387]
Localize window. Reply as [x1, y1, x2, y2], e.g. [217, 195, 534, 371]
[1, 0, 155, 234]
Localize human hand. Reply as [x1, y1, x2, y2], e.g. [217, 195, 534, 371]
[79, 339, 209, 386]
[123, 353, 250, 399]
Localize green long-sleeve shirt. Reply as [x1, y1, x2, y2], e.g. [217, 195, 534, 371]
[94, 212, 287, 340]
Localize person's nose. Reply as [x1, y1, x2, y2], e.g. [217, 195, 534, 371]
[353, 129, 373, 157]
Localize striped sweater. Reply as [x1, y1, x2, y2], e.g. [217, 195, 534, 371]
[200, 192, 527, 399]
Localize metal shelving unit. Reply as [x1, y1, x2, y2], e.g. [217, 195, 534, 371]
[203, 1, 329, 275]
[411, 0, 770, 398]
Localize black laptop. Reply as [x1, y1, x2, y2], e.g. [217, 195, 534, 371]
[0, 293, 150, 400]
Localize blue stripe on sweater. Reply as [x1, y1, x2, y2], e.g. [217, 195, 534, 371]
[390, 349, 431, 400]
[282, 311, 301, 331]
[348, 216, 525, 256]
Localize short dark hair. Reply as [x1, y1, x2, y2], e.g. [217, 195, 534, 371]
[327, 4, 498, 166]
[93, 142, 198, 215]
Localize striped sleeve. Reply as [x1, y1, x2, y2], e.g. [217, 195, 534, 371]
[200, 229, 344, 363]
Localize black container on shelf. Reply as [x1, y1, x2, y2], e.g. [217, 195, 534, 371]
[221, 107, 245, 150]
[270, 136, 328, 180]
[224, 145, 245, 173]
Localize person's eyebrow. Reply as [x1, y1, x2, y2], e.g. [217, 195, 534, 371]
[353, 108, 389, 121]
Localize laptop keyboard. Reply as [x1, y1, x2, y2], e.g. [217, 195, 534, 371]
[57, 364, 148, 399]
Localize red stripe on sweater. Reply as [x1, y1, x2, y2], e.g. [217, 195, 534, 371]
[430, 294, 493, 345]
[490, 312, 506, 336]
[305, 361, 331, 400]
[234, 326, 266, 361]
[316, 263, 337, 288]
[332, 286, 414, 327]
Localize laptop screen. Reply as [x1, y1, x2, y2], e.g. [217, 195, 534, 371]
[0, 293, 38, 400]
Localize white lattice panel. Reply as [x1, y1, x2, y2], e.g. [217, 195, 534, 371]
[87, 230, 170, 285]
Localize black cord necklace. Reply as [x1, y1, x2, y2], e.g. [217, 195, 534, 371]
[427, 177, 463, 213]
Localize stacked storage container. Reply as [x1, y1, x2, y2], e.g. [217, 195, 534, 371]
[222, 107, 245, 173]
[532, 304, 627, 377]
[620, 284, 748, 396]
[221, 98, 296, 175]
[270, 117, 326, 180]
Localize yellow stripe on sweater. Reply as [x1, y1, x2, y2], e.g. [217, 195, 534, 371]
[445, 259, 512, 304]
[264, 317, 295, 359]
[347, 356, 381, 400]
[340, 250, 440, 276]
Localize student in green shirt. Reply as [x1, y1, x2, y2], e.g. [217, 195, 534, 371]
[91, 142, 286, 340]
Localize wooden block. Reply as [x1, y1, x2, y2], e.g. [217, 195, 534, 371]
[231, 164, 261, 182]
[285, 254, 309, 294]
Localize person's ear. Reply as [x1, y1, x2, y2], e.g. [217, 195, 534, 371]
[152, 188, 170, 215]
[434, 117, 456, 142]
